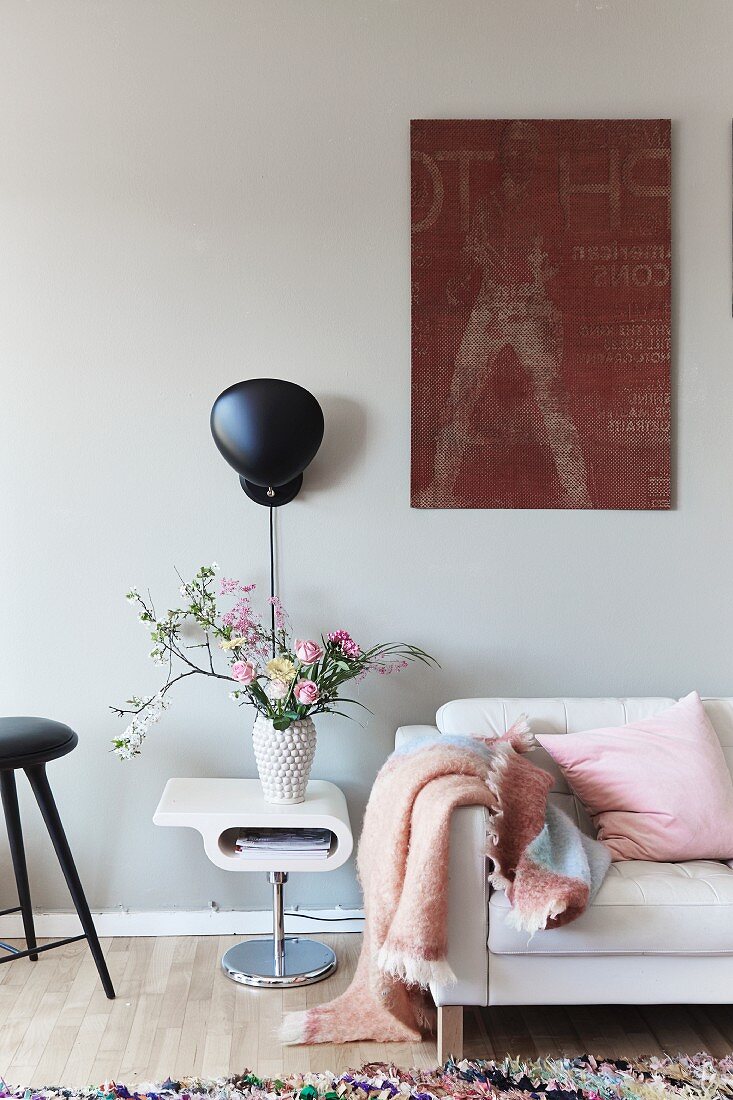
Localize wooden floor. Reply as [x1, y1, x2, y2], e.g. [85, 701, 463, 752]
[1, 934, 733, 1085]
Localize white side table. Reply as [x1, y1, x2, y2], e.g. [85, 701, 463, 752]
[153, 778, 353, 988]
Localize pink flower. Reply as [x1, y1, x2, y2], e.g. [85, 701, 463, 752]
[293, 679, 319, 705]
[327, 629, 360, 659]
[220, 578, 256, 596]
[268, 595, 287, 631]
[231, 660, 256, 685]
[377, 659, 409, 676]
[294, 638, 323, 664]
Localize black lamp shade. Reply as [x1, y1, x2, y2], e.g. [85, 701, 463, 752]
[210, 378, 324, 504]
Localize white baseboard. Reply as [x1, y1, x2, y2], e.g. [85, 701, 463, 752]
[0, 906, 365, 938]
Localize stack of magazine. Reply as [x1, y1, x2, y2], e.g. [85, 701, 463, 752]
[234, 827, 333, 859]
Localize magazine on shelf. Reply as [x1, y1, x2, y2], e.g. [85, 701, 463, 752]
[234, 827, 333, 858]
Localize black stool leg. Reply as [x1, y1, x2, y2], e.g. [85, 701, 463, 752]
[0, 770, 38, 961]
[25, 764, 115, 998]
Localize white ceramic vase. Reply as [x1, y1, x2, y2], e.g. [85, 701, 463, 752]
[252, 714, 317, 804]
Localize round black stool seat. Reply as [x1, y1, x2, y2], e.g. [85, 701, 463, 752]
[0, 717, 78, 770]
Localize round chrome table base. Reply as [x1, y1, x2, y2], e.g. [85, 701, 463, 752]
[222, 937, 337, 987]
[221, 871, 337, 988]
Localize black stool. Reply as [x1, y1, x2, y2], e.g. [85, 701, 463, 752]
[0, 717, 115, 998]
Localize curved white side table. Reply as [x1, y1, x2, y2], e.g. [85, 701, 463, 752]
[153, 778, 353, 988]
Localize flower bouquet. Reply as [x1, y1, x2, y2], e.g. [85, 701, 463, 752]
[112, 564, 436, 803]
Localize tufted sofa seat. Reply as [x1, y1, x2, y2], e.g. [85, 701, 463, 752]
[489, 860, 733, 956]
[395, 697, 733, 1061]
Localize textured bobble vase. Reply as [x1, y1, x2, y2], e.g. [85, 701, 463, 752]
[252, 714, 317, 804]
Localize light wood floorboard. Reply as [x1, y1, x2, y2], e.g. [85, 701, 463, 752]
[1, 935, 732, 1085]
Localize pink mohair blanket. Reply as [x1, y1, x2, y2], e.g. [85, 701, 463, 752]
[281, 723, 610, 1046]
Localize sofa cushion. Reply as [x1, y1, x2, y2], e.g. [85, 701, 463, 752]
[536, 693, 733, 862]
[489, 859, 733, 956]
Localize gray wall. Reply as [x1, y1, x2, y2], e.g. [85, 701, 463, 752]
[1, 0, 732, 913]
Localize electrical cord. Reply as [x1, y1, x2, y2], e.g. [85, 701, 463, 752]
[284, 912, 364, 922]
[269, 505, 276, 657]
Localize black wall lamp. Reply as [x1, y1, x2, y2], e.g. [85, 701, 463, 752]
[210, 378, 324, 508]
[210, 378, 324, 644]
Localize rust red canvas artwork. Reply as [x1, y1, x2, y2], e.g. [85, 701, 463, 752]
[410, 119, 671, 509]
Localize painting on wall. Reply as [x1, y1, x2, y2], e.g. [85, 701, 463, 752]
[410, 119, 671, 509]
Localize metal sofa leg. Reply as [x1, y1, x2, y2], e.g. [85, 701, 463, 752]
[437, 1004, 463, 1064]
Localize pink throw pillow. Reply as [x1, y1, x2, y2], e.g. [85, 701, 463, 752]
[536, 692, 733, 861]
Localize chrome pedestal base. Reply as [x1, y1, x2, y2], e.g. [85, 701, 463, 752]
[221, 869, 337, 988]
[222, 936, 337, 987]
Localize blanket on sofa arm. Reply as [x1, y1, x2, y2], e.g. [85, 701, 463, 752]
[281, 721, 610, 1045]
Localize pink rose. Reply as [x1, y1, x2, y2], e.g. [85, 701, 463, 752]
[293, 679, 319, 705]
[294, 638, 323, 664]
[231, 660, 256, 685]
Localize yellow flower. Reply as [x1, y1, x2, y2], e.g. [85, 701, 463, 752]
[266, 656, 296, 682]
[220, 636, 247, 650]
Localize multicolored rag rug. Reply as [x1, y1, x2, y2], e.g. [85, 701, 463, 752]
[282, 725, 610, 1045]
[4, 1056, 733, 1100]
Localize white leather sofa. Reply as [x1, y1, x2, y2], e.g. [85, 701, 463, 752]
[396, 697, 733, 1062]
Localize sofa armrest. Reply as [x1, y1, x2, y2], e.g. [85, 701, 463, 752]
[430, 804, 490, 1007]
[394, 724, 439, 749]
